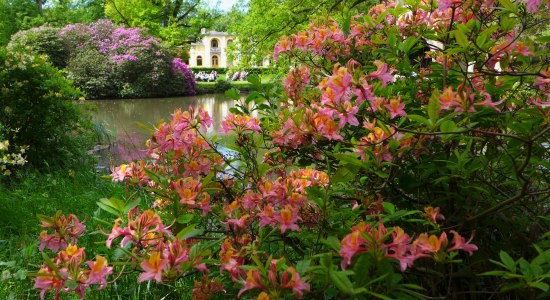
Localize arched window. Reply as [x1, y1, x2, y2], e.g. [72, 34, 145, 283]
[227, 39, 233, 45]
[197, 56, 202, 66]
[211, 55, 219, 67]
[211, 39, 219, 48]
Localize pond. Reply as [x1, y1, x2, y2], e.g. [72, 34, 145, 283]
[89, 93, 237, 167]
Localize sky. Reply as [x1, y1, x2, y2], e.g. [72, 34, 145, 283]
[207, 0, 239, 12]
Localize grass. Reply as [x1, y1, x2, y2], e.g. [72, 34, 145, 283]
[0, 168, 126, 299]
[195, 74, 277, 94]
[0, 168, 203, 299]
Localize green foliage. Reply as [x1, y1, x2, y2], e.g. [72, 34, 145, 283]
[483, 231, 550, 297]
[0, 168, 126, 298]
[104, 0, 211, 45]
[66, 48, 118, 99]
[0, 46, 93, 169]
[8, 25, 68, 68]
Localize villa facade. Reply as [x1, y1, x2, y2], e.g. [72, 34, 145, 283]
[189, 29, 235, 68]
[189, 29, 271, 68]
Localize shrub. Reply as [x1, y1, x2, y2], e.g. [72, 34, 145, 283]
[0, 46, 93, 169]
[66, 48, 117, 99]
[59, 20, 196, 99]
[8, 20, 197, 99]
[213, 78, 232, 92]
[8, 25, 68, 68]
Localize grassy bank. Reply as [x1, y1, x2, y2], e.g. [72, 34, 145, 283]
[0, 168, 125, 298]
[195, 74, 276, 94]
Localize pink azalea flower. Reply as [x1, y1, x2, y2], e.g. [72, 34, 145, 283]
[385, 97, 406, 119]
[275, 206, 301, 233]
[238, 269, 265, 297]
[138, 252, 169, 283]
[448, 230, 478, 255]
[258, 205, 277, 228]
[474, 92, 506, 112]
[339, 230, 367, 269]
[282, 267, 310, 298]
[327, 66, 353, 101]
[424, 206, 445, 224]
[367, 60, 395, 87]
[440, 86, 457, 111]
[86, 255, 113, 288]
[111, 163, 132, 182]
[274, 35, 291, 61]
[226, 214, 250, 230]
[524, 0, 542, 12]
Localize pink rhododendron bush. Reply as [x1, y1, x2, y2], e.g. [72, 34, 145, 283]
[31, 0, 549, 298]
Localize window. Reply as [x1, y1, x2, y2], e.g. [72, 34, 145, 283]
[197, 56, 202, 66]
[212, 55, 219, 67]
[211, 39, 219, 48]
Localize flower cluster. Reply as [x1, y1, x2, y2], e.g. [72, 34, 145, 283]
[222, 168, 329, 234]
[0, 139, 26, 176]
[237, 259, 310, 299]
[339, 221, 478, 271]
[35, 244, 113, 300]
[38, 211, 85, 253]
[220, 113, 262, 135]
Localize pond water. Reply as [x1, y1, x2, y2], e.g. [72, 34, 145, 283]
[89, 93, 237, 167]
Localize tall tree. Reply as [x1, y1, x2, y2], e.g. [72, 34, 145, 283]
[230, 0, 377, 66]
[104, 0, 200, 37]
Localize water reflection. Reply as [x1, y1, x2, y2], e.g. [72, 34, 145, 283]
[89, 94, 237, 165]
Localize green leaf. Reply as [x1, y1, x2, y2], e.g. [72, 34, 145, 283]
[322, 236, 341, 252]
[332, 165, 359, 184]
[177, 225, 204, 239]
[428, 89, 441, 125]
[440, 120, 457, 132]
[402, 37, 418, 55]
[332, 153, 364, 167]
[329, 270, 354, 295]
[498, 0, 516, 12]
[383, 202, 396, 214]
[176, 214, 194, 224]
[406, 114, 432, 127]
[535, 35, 550, 43]
[247, 74, 261, 87]
[225, 88, 240, 100]
[499, 251, 517, 272]
[529, 282, 549, 292]
[454, 30, 469, 48]
[96, 198, 121, 216]
[245, 91, 260, 104]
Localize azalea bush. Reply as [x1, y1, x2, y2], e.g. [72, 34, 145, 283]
[31, 0, 549, 299]
[8, 19, 196, 99]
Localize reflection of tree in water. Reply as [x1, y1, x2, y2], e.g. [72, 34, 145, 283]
[114, 131, 148, 164]
[91, 94, 238, 167]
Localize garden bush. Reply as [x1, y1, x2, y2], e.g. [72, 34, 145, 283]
[28, 1, 549, 299]
[0, 46, 93, 170]
[59, 19, 196, 99]
[8, 19, 197, 99]
[8, 25, 68, 69]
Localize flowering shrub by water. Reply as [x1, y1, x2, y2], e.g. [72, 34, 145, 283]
[9, 19, 196, 99]
[31, 0, 549, 298]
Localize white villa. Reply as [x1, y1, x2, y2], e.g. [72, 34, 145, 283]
[189, 29, 235, 68]
[189, 28, 270, 68]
